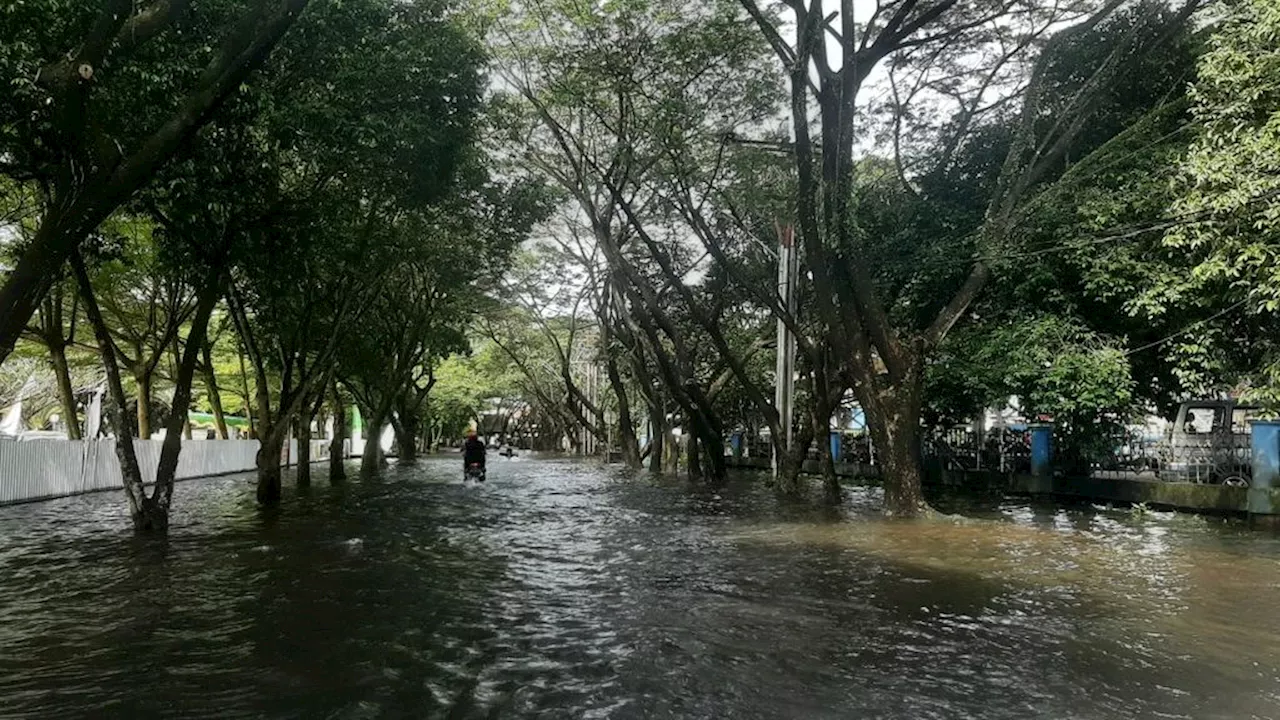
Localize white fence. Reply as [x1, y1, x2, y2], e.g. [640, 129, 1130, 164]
[0, 438, 350, 506]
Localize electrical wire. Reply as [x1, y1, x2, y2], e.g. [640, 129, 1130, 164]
[925, 186, 1280, 269]
[1123, 298, 1251, 357]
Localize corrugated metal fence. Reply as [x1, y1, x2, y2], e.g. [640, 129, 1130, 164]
[0, 438, 347, 506]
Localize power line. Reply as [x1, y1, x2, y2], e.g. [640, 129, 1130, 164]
[1123, 298, 1250, 357]
[924, 186, 1280, 269]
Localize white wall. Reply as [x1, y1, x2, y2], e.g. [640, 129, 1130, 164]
[0, 438, 351, 506]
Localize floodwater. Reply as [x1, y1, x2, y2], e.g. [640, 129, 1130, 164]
[1, 458, 1279, 719]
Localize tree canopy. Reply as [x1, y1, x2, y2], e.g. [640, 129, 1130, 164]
[6, 0, 1280, 527]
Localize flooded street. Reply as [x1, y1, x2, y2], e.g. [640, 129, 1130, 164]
[2, 457, 1279, 719]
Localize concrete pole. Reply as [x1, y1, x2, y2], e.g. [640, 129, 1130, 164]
[773, 222, 797, 478]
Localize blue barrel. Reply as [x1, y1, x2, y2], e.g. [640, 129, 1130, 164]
[1251, 421, 1280, 489]
[1030, 424, 1053, 477]
[730, 432, 743, 458]
[829, 431, 842, 462]
[1249, 421, 1280, 515]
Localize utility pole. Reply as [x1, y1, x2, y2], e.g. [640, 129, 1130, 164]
[773, 222, 798, 478]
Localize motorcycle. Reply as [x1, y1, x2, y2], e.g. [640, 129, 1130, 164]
[464, 462, 486, 482]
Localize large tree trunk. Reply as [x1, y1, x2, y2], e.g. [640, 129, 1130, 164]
[816, 421, 840, 504]
[392, 405, 419, 464]
[777, 412, 814, 494]
[646, 404, 665, 473]
[683, 407, 725, 481]
[775, 425, 802, 494]
[202, 341, 229, 439]
[135, 369, 152, 439]
[0, 212, 76, 368]
[252, 354, 283, 503]
[699, 431, 726, 481]
[861, 368, 926, 516]
[361, 410, 385, 474]
[256, 431, 285, 503]
[296, 414, 312, 488]
[49, 342, 81, 440]
[329, 382, 347, 482]
[873, 406, 925, 515]
[606, 359, 641, 468]
[811, 365, 842, 504]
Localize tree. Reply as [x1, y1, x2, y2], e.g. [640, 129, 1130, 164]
[738, 0, 1205, 514]
[218, 0, 484, 501]
[26, 278, 83, 439]
[338, 175, 546, 471]
[494, 0, 782, 480]
[0, 0, 315, 366]
[71, 240, 219, 531]
[228, 193, 388, 501]
[1161, 0, 1280, 406]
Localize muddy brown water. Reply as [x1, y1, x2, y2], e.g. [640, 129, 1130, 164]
[1, 456, 1278, 719]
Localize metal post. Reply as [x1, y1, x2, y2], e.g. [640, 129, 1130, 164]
[773, 222, 797, 478]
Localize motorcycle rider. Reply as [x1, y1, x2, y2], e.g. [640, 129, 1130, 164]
[462, 430, 486, 476]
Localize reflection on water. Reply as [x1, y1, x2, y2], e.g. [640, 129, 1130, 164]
[1, 457, 1279, 719]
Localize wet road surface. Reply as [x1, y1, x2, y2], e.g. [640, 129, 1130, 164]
[1, 456, 1279, 718]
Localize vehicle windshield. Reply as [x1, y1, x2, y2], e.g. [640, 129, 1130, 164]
[1183, 407, 1223, 434]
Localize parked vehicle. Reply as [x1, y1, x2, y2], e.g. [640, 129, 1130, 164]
[1159, 400, 1258, 485]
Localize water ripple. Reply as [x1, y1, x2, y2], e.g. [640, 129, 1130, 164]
[0, 458, 1278, 718]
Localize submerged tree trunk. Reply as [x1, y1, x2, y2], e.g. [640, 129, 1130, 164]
[702, 433, 726, 481]
[604, 355, 641, 468]
[776, 411, 814, 495]
[296, 415, 312, 488]
[811, 364, 842, 504]
[815, 417, 840, 504]
[49, 342, 81, 440]
[251, 349, 283, 502]
[203, 341, 229, 439]
[647, 405, 665, 473]
[361, 411, 385, 474]
[329, 382, 347, 482]
[391, 408, 419, 464]
[685, 411, 725, 482]
[873, 408, 925, 515]
[860, 364, 927, 516]
[256, 432, 285, 503]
